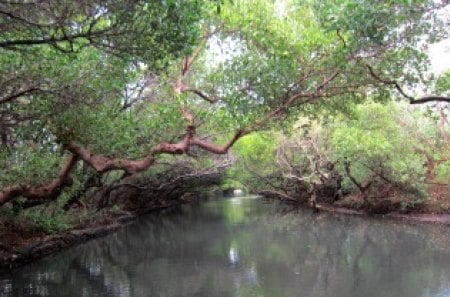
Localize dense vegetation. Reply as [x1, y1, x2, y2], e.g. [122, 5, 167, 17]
[0, 0, 449, 233]
[230, 100, 450, 212]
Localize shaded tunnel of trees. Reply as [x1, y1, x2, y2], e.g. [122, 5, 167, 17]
[0, 0, 449, 234]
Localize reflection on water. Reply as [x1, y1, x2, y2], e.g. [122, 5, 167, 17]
[1, 196, 450, 297]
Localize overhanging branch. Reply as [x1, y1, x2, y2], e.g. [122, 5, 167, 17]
[183, 88, 219, 103]
[0, 155, 78, 206]
[0, 119, 247, 208]
[409, 96, 450, 104]
[366, 64, 450, 104]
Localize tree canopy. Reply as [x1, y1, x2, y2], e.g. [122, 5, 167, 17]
[0, 0, 449, 212]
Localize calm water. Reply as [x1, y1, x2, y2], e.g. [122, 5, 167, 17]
[1, 196, 450, 297]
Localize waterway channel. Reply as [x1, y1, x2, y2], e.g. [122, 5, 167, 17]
[1, 195, 450, 297]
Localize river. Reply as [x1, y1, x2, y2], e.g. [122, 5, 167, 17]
[1, 196, 450, 297]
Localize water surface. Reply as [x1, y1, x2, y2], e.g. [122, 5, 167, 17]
[1, 196, 450, 297]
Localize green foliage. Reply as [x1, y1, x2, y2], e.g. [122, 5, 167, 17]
[187, 0, 445, 136]
[232, 101, 450, 205]
[23, 209, 72, 233]
[0, 1, 205, 198]
[436, 163, 450, 182]
[226, 132, 278, 187]
[0, 0, 448, 218]
[233, 133, 277, 163]
[0, 1, 204, 67]
[331, 102, 427, 193]
[314, 0, 444, 46]
[0, 147, 64, 188]
[435, 71, 450, 95]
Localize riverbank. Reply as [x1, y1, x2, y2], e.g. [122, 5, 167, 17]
[0, 201, 186, 273]
[316, 203, 450, 226]
[0, 161, 227, 273]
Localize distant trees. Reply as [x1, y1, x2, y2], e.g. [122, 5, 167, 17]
[230, 101, 450, 211]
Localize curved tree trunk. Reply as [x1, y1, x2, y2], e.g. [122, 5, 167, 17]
[0, 123, 246, 207]
[0, 155, 78, 206]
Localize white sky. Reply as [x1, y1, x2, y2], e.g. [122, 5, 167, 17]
[428, 38, 450, 75]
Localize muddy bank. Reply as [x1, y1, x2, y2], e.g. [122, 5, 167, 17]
[316, 203, 450, 226]
[0, 202, 184, 273]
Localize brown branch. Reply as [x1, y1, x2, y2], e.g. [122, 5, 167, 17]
[182, 88, 219, 103]
[0, 155, 78, 206]
[0, 125, 246, 207]
[336, 29, 347, 48]
[0, 29, 108, 49]
[175, 32, 215, 100]
[245, 167, 287, 192]
[0, 87, 41, 104]
[366, 64, 450, 104]
[243, 71, 340, 132]
[67, 125, 244, 175]
[344, 161, 372, 199]
[317, 71, 340, 91]
[181, 38, 207, 76]
[191, 130, 246, 154]
[0, 68, 343, 208]
[409, 96, 450, 104]
[251, 189, 297, 202]
[366, 64, 416, 101]
[243, 93, 316, 133]
[65, 142, 156, 174]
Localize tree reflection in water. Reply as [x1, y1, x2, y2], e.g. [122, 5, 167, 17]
[1, 196, 450, 297]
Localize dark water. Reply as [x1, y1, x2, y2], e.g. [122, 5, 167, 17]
[1, 196, 450, 297]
